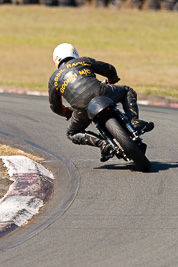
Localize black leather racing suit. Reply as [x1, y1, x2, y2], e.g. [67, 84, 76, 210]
[48, 56, 139, 148]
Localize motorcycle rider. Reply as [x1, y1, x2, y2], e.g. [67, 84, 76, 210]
[48, 43, 154, 162]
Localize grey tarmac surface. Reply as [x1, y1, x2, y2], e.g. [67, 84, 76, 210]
[0, 93, 178, 267]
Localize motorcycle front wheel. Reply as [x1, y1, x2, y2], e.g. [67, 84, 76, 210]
[105, 118, 152, 172]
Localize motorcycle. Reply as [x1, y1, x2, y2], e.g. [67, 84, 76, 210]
[87, 94, 152, 172]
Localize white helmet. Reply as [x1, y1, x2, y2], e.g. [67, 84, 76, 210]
[53, 43, 79, 69]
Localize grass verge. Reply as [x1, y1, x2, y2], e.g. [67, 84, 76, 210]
[0, 6, 178, 98]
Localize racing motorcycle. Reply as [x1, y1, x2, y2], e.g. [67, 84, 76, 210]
[87, 95, 152, 172]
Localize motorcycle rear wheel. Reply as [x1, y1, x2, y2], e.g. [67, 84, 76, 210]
[105, 118, 152, 172]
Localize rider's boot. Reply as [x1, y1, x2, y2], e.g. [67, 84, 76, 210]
[68, 131, 114, 162]
[100, 141, 114, 162]
[122, 89, 154, 134]
[131, 119, 154, 133]
[83, 133, 114, 162]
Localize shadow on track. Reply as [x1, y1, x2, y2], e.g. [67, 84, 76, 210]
[94, 161, 178, 173]
[150, 161, 178, 173]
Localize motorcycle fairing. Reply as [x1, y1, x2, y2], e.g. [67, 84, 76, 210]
[87, 96, 114, 120]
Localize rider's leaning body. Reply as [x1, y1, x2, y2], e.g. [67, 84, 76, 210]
[48, 56, 120, 114]
[48, 43, 154, 162]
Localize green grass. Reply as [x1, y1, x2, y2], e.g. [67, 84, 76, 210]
[0, 5, 178, 98]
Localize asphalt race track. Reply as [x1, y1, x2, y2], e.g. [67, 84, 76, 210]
[0, 93, 178, 267]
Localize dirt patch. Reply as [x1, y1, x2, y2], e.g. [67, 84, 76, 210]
[0, 158, 12, 199]
[0, 144, 44, 162]
[0, 144, 44, 200]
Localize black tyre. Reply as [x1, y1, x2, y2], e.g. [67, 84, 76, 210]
[105, 118, 151, 172]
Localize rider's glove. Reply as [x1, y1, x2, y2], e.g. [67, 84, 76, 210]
[108, 76, 120, 84]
